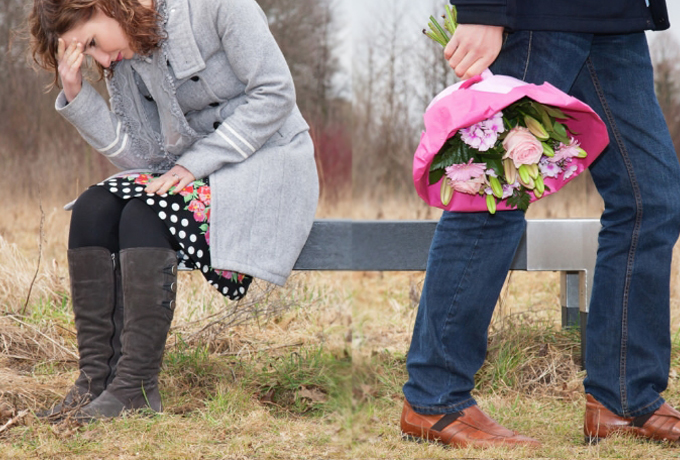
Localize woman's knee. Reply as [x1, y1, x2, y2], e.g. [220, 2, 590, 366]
[119, 199, 176, 250]
[68, 187, 125, 250]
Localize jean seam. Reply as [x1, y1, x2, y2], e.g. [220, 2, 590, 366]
[522, 31, 532, 81]
[628, 396, 664, 418]
[586, 57, 643, 417]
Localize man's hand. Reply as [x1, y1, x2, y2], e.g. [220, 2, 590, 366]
[444, 24, 504, 79]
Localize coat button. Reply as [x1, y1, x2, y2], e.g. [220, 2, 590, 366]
[210, 102, 219, 107]
[191, 76, 200, 82]
[213, 121, 221, 129]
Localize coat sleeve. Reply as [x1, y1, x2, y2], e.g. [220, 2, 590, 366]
[55, 81, 154, 170]
[451, 0, 512, 29]
[175, 0, 297, 180]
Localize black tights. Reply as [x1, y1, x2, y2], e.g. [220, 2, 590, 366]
[68, 187, 180, 252]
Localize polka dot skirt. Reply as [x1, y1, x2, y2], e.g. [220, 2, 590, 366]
[97, 172, 252, 300]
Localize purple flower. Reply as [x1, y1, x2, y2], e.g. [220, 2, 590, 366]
[539, 159, 562, 178]
[549, 137, 581, 163]
[460, 127, 495, 151]
[480, 111, 504, 134]
[563, 164, 578, 180]
[459, 111, 504, 152]
[502, 183, 519, 199]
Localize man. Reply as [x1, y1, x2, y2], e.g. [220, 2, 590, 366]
[402, 0, 680, 448]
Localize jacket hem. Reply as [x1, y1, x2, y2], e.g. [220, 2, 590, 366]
[210, 258, 289, 286]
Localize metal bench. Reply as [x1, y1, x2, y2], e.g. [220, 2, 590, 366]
[294, 218, 601, 363]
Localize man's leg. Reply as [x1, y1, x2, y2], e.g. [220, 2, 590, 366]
[401, 31, 596, 447]
[403, 210, 526, 413]
[571, 33, 680, 432]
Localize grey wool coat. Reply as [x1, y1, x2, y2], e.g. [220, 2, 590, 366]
[56, 0, 319, 286]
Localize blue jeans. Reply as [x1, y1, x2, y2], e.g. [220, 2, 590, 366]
[403, 32, 680, 417]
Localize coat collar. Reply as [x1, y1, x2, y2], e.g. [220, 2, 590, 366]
[162, 0, 206, 79]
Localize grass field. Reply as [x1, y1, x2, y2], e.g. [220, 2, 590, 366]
[2, 173, 680, 458]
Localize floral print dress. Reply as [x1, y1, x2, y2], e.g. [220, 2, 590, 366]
[97, 172, 252, 300]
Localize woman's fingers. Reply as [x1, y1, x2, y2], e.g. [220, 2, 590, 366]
[144, 167, 196, 196]
[144, 175, 172, 195]
[61, 40, 83, 71]
[58, 39, 84, 102]
[174, 175, 193, 193]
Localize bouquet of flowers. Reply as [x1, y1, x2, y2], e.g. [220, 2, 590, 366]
[414, 8, 609, 213]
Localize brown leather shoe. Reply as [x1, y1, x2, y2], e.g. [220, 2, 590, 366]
[400, 399, 541, 448]
[584, 394, 680, 444]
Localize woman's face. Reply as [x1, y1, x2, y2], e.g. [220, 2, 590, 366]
[59, 9, 134, 68]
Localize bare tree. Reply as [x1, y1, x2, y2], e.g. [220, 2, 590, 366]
[257, 0, 351, 200]
[352, 0, 451, 197]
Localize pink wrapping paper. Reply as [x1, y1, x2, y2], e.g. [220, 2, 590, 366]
[413, 71, 610, 212]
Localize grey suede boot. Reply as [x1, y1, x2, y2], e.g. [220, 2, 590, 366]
[76, 248, 177, 421]
[40, 247, 124, 418]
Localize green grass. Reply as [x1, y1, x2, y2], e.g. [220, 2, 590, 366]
[241, 346, 351, 417]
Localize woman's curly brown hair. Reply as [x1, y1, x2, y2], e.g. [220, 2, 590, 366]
[29, 0, 165, 87]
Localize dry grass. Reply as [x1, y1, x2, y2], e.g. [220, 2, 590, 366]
[3, 174, 680, 458]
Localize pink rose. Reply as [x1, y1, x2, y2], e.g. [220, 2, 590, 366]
[502, 127, 543, 168]
[193, 211, 206, 222]
[205, 228, 210, 245]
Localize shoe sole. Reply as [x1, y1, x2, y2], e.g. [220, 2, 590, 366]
[402, 433, 428, 444]
[584, 435, 604, 445]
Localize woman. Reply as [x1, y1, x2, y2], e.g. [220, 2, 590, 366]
[29, 0, 318, 420]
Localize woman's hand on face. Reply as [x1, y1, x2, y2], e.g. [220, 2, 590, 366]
[145, 165, 196, 196]
[57, 38, 85, 103]
[444, 24, 504, 79]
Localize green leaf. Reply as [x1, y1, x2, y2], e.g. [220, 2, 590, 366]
[485, 158, 503, 177]
[506, 188, 532, 211]
[429, 168, 445, 185]
[532, 102, 553, 131]
[551, 121, 570, 144]
[476, 151, 503, 160]
[430, 136, 473, 171]
[543, 104, 571, 120]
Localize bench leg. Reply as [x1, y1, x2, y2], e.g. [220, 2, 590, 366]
[560, 271, 580, 328]
[580, 311, 588, 369]
[561, 271, 586, 368]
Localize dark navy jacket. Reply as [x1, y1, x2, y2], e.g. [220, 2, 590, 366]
[451, 0, 669, 33]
